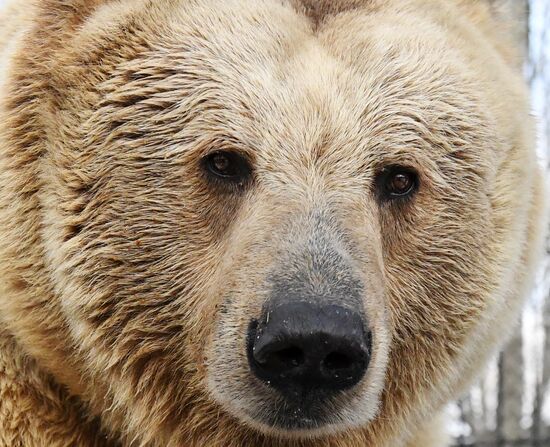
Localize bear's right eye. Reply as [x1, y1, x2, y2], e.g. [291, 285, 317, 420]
[202, 151, 253, 187]
[375, 165, 419, 202]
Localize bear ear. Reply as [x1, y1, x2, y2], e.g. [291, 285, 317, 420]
[28, 0, 108, 54]
[485, 0, 529, 66]
[41, 0, 107, 17]
[458, 0, 529, 68]
[35, 0, 107, 33]
[486, 0, 529, 46]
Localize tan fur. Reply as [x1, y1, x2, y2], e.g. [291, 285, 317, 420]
[0, 1, 546, 446]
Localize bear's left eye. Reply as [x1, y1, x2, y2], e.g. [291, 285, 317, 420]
[202, 151, 252, 185]
[376, 166, 419, 201]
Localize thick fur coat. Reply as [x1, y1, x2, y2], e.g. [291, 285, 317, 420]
[0, 1, 547, 446]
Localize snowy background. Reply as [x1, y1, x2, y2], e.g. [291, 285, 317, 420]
[0, 0, 548, 446]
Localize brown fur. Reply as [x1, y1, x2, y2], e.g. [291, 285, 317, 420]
[0, 1, 546, 446]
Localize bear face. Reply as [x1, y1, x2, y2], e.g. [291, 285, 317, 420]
[0, 0, 543, 446]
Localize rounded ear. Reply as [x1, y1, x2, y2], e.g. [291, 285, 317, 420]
[30, 0, 107, 48]
[486, 0, 529, 53]
[456, 0, 529, 69]
[41, 0, 106, 20]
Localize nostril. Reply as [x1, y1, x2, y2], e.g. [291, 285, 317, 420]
[265, 346, 304, 371]
[323, 351, 354, 371]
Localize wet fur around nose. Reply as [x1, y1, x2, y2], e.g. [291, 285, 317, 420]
[0, 0, 547, 447]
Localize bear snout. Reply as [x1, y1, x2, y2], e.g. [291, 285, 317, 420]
[247, 302, 372, 401]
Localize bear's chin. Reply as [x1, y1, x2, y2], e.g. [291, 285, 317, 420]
[241, 415, 349, 440]
[235, 403, 363, 440]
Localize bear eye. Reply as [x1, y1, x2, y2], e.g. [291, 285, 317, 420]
[376, 166, 419, 200]
[202, 151, 252, 185]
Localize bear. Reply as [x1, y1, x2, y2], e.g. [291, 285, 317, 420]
[0, 0, 546, 446]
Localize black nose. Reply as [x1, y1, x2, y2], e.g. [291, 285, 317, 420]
[247, 302, 371, 398]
